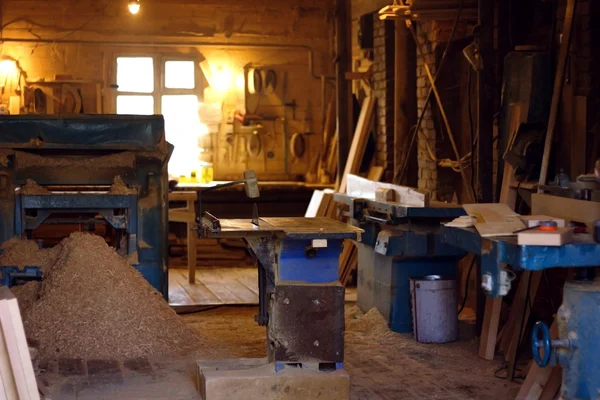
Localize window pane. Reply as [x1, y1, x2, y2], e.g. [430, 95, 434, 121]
[162, 95, 200, 176]
[117, 57, 154, 93]
[165, 61, 195, 89]
[117, 95, 154, 115]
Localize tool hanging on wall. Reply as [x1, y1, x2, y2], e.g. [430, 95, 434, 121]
[247, 68, 263, 94]
[290, 133, 307, 159]
[247, 132, 262, 157]
[264, 69, 277, 94]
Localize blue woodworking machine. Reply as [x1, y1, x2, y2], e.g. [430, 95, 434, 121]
[441, 225, 600, 399]
[334, 194, 466, 333]
[0, 115, 172, 298]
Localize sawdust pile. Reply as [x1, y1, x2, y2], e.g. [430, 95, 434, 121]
[345, 306, 397, 344]
[0, 238, 62, 270]
[109, 175, 137, 195]
[19, 179, 51, 195]
[10, 233, 207, 360]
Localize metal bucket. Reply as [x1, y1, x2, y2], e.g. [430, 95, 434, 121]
[410, 275, 458, 343]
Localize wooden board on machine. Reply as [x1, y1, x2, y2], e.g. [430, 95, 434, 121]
[346, 174, 429, 207]
[463, 203, 526, 237]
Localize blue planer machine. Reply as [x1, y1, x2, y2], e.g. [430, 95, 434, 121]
[0, 115, 172, 298]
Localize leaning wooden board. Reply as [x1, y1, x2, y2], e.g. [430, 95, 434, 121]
[0, 287, 40, 400]
[339, 96, 376, 193]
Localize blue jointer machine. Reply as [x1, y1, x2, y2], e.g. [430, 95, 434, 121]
[441, 225, 600, 399]
[334, 193, 466, 333]
[0, 115, 172, 298]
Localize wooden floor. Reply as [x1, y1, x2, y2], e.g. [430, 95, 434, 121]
[168, 268, 259, 310]
[169, 267, 358, 311]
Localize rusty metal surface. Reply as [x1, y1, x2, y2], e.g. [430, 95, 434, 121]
[270, 283, 344, 364]
[203, 217, 362, 240]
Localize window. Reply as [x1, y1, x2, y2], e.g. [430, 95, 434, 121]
[115, 56, 205, 176]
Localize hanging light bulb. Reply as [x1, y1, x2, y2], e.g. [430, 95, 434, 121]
[128, 0, 141, 15]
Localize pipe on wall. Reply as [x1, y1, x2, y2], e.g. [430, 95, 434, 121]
[0, 37, 334, 82]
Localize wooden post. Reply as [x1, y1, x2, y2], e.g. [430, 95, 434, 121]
[335, 0, 352, 190]
[477, 0, 495, 203]
[394, 21, 417, 187]
[538, 0, 578, 189]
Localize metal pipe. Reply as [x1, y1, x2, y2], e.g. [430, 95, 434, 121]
[0, 37, 334, 81]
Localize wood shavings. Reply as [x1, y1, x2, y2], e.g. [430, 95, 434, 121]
[10, 233, 208, 361]
[19, 179, 51, 195]
[109, 176, 137, 195]
[0, 237, 62, 271]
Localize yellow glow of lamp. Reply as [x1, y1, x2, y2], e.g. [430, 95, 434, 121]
[0, 59, 18, 78]
[128, 0, 141, 15]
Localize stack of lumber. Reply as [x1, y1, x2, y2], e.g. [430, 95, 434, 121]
[168, 236, 254, 268]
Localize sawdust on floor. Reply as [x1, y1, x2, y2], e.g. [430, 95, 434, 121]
[183, 305, 521, 400]
[10, 233, 216, 361]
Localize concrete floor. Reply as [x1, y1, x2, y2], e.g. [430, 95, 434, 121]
[41, 305, 521, 400]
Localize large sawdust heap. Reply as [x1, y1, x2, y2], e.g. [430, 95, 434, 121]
[4, 233, 206, 360]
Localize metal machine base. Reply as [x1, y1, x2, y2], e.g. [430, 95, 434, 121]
[356, 242, 458, 333]
[533, 279, 600, 399]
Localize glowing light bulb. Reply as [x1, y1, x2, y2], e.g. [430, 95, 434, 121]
[128, 0, 141, 15]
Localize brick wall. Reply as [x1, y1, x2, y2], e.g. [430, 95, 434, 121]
[372, 17, 395, 182]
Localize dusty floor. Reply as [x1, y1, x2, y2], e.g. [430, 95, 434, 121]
[41, 304, 520, 400]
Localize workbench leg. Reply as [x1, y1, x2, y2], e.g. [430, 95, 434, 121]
[478, 297, 502, 360]
[186, 199, 197, 284]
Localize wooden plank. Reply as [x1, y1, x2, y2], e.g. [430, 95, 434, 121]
[478, 297, 502, 360]
[0, 287, 40, 400]
[505, 271, 543, 380]
[346, 174, 429, 207]
[532, 194, 600, 231]
[463, 203, 525, 237]
[518, 228, 573, 246]
[339, 95, 376, 193]
[366, 166, 384, 182]
[516, 323, 560, 400]
[170, 270, 221, 305]
[194, 270, 244, 304]
[305, 190, 325, 218]
[538, 0, 578, 188]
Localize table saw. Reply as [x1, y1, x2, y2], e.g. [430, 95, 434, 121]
[441, 225, 600, 399]
[334, 193, 466, 333]
[0, 115, 172, 297]
[195, 211, 362, 399]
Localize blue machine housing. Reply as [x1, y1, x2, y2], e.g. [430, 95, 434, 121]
[0, 115, 172, 298]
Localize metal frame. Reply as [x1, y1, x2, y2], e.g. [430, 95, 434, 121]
[440, 225, 600, 297]
[15, 193, 138, 256]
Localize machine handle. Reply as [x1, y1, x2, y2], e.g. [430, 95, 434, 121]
[532, 321, 552, 367]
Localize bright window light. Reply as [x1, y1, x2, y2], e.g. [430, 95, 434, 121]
[116, 95, 154, 115]
[165, 61, 195, 89]
[162, 95, 201, 176]
[117, 57, 154, 93]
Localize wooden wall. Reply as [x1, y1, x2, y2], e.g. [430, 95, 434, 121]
[0, 0, 336, 181]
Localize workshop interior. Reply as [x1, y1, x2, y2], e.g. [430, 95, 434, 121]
[0, 0, 599, 399]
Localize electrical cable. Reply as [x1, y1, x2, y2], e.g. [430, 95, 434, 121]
[394, 0, 465, 184]
[458, 256, 476, 315]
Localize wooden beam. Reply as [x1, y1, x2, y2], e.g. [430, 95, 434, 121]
[335, 0, 352, 190]
[339, 96, 377, 193]
[538, 0, 578, 189]
[394, 20, 417, 187]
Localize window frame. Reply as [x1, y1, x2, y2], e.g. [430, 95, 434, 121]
[112, 53, 205, 115]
